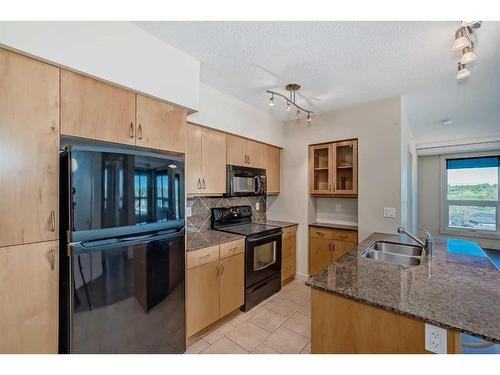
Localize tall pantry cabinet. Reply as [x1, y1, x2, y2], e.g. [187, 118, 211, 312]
[0, 48, 60, 353]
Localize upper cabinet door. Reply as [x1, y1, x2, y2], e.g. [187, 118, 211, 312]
[226, 134, 247, 166]
[201, 127, 227, 195]
[0, 49, 59, 247]
[246, 140, 267, 169]
[266, 146, 281, 195]
[186, 124, 202, 195]
[0, 241, 59, 353]
[60, 70, 136, 145]
[136, 94, 187, 153]
[333, 140, 358, 195]
[309, 144, 334, 195]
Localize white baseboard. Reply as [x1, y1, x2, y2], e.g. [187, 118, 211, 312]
[295, 272, 309, 281]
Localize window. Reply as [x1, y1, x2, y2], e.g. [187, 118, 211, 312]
[441, 154, 499, 238]
[134, 171, 150, 221]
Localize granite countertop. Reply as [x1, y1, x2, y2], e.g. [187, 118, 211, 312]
[309, 222, 358, 231]
[306, 232, 500, 343]
[263, 220, 298, 229]
[186, 230, 244, 251]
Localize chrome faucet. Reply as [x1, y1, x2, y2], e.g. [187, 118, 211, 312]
[397, 226, 433, 255]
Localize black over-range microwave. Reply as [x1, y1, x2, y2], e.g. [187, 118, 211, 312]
[225, 165, 266, 197]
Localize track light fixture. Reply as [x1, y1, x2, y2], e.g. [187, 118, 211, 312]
[452, 21, 481, 80]
[267, 83, 314, 124]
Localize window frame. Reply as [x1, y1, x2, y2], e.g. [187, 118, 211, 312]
[440, 151, 500, 239]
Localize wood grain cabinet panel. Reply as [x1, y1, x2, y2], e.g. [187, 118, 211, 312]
[281, 225, 297, 285]
[308, 237, 332, 276]
[0, 241, 59, 353]
[186, 123, 203, 194]
[0, 49, 59, 247]
[186, 260, 220, 337]
[226, 134, 248, 166]
[60, 69, 136, 145]
[136, 94, 187, 153]
[219, 253, 244, 318]
[246, 139, 267, 169]
[201, 127, 226, 194]
[266, 146, 281, 195]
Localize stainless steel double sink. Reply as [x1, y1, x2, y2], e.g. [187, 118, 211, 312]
[362, 241, 424, 266]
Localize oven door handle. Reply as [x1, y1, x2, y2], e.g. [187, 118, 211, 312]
[247, 231, 282, 244]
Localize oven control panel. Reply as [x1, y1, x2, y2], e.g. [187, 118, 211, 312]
[212, 205, 252, 224]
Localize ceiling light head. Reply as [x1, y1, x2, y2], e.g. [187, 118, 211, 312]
[296, 109, 301, 119]
[456, 63, 471, 80]
[452, 27, 470, 51]
[286, 101, 291, 111]
[268, 94, 274, 106]
[306, 113, 312, 123]
[461, 21, 481, 29]
[460, 43, 476, 64]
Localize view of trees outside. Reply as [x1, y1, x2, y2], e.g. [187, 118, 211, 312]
[447, 167, 498, 231]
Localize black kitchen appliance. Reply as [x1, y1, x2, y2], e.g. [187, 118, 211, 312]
[59, 141, 186, 354]
[211, 205, 281, 311]
[225, 165, 266, 197]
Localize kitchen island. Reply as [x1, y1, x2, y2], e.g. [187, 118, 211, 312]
[306, 233, 500, 353]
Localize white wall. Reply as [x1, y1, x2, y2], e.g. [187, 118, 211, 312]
[188, 83, 285, 147]
[314, 198, 358, 225]
[0, 21, 200, 111]
[418, 155, 500, 250]
[267, 97, 404, 277]
[401, 98, 418, 233]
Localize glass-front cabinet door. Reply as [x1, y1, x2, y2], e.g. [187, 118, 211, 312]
[309, 144, 334, 195]
[334, 140, 358, 195]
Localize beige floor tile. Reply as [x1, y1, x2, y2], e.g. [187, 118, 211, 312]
[226, 322, 271, 351]
[298, 301, 311, 317]
[282, 288, 311, 305]
[185, 338, 210, 354]
[201, 322, 235, 344]
[248, 307, 288, 332]
[200, 337, 248, 354]
[284, 312, 311, 338]
[228, 311, 255, 327]
[264, 326, 309, 354]
[281, 281, 297, 293]
[266, 297, 303, 317]
[251, 343, 280, 354]
[300, 340, 311, 354]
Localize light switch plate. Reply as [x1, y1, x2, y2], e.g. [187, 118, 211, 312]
[425, 323, 447, 354]
[186, 206, 192, 217]
[383, 207, 396, 218]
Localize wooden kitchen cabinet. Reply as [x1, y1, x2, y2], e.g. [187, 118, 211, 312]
[186, 123, 226, 195]
[136, 94, 187, 153]
[226, 134, 267, 169]
[266, 146, 281, 195]
[281, 225, 298, 285]
[186, 260, 220, 337]
[0, 241, 59, 353]
[61, 69, 136, 145]
[186, 239, 245, 337]
[219, 253, 244, 317]
[309, 226, 357, 275]
[309, 139, 358, 196]
[0, 49, 59, 247]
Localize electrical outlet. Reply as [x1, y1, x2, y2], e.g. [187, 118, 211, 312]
[425, 323, 447, 354]
[383, 207, 396, 218]
[186, 206, 192, 217]
[256, 202, 260, 210]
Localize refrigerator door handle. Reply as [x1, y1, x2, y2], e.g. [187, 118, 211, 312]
[68, 228, 185, 255]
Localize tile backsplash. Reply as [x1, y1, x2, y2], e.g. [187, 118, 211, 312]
[186, 196, 267, 233]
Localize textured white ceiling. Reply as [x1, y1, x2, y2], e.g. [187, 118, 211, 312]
[134, 21, 500, 145]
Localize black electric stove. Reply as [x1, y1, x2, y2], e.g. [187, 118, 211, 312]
[211, 206, 282, 311]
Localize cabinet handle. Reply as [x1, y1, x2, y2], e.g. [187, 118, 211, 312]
[197, 178, 201, 189]
[331, 243, 335, 252]
[202, 178, 206, 189]
[50, 210, 56, 232]
[216, 265, 221, 276]
[220, 264, 225, 275]
[129, 122, 134, 138]
[49, 249, 56, 271]
[247, 155, 250, 164]
[138, 124, 143, 140]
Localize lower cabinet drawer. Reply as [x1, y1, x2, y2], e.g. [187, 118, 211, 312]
[186, 245, 219, 269]
[331, 230, 357, 243]
[281, 255, 296, 282]
[219, 239, 244, 259]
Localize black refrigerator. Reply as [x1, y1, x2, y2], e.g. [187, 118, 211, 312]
[59, 142, 186, 354]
